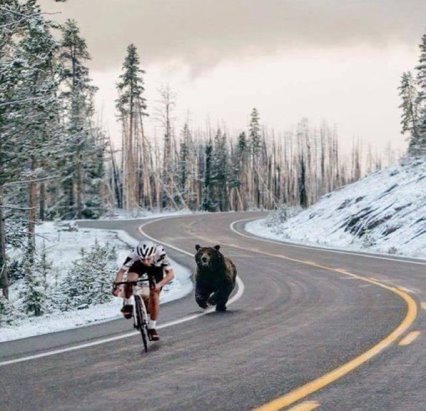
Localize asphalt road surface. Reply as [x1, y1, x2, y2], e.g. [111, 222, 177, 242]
[1, 212, 425, 411]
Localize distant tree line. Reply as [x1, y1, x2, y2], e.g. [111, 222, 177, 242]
[399, 30, 426, 156]
[112, 46, 391, 214]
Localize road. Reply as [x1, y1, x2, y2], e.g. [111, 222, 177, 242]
[1, 212, 425, 411]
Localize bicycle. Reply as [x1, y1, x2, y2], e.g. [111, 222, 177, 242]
[115, 274, 154, 353]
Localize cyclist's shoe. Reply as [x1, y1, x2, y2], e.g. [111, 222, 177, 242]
[121, 304, 133, 319]
[148, 328, 160, 341]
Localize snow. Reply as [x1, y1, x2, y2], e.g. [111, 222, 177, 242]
[1, 212, 193, 343]
[246, 158, 426, 259]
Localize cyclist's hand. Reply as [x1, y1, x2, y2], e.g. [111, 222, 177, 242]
[112, 283, 121, 297]
[154, 283, 162, 292]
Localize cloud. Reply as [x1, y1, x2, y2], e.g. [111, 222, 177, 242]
[39, 0, 426, 75]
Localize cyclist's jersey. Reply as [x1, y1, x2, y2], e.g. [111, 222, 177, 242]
[121, 245, 171, 283]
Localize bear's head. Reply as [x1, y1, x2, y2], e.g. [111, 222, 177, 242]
[195, 244, 224, 269]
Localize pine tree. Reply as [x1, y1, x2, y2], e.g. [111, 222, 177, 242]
[178, 123, 191, 205]
[247, 108, 264, 208]
[249, 108, 262, 159]
[201, 141, 215, 211]
[1, 1, 62, 295]
[116, 44, 148, 209]
[399, 72, 420, 154]
[211, 129, 228, 211]
[0, 294, 15, 326]
[298, 152, 308, 208]
[1, 2, 30, 296]
[62, 241, 116, 309]
[86, 241, 116, 305]
[14, 7, 62, 256]
[22, 258, 47, 317]
[36, 241, 52, 289]
[235, 132, 250, 210]
[59, 19, 99, 218]
[62, 248, 91, 310]
[414, 32, 426, 155]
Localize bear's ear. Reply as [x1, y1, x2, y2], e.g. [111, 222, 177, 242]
[214, 245, 220, 251]
[195, 244, 201, 251]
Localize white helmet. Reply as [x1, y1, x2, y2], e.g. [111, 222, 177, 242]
[136, 241, 156, 258]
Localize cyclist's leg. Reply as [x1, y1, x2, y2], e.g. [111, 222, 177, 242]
[141, 294, 150, 313]
[121, 271, 138, 319]
[147, 288, 160, 340]
[148, 288, 160, 321]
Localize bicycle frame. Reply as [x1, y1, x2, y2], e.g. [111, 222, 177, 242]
[115, 276, 154, 353]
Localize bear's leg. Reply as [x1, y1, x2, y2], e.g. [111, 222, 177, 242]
[212, 283, 234, 312]
[195, 284, 211, 309]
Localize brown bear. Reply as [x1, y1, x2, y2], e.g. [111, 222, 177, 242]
[194, 244, 237, 312]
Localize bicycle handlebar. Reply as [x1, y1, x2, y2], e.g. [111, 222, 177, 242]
[114, 277, 155, 288]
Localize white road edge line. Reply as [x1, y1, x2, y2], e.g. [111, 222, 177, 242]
[229, 218, 426, 266]
[0, 218, 245, 368]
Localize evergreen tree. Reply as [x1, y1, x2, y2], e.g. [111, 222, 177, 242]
[86, 241, 116, 305]
[14, 7, 62, 255]
[235, 132, 250, 209]
[59, 19, 100, 218]
[249, 108, 262, 208]
[36, 241, 52, 289]
[62, 241, 116, 310]
[1, 1, 62, 295]
[414, 32, 426, 155]
[62, 248, 90, 310]
[249, 108, 262, 159]
[116, 44, 148, 209]
[0, 294, 15, 325]
[211, 129, 228, 211]
[201, 141, 215, 211]
[399, 72, 419, 142]
[22, 258, 47, 317]
[178, 123, 191, 203]
[298, 152, 308, 208]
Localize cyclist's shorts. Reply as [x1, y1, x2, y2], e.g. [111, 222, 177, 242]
[127, 260, 165, 284]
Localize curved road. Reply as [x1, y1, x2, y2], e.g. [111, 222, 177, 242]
[1, 212, 425, 411]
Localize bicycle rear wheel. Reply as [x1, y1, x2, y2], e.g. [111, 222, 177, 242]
[134, 295, 148, 353]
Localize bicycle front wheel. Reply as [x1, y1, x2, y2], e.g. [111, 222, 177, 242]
[134, 295, 148, 353]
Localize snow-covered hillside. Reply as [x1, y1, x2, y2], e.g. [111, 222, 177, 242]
[247, 158, 426, 258]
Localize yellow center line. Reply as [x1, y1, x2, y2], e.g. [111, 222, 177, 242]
[399, 331, 421, 346]
[288, 401, 320, 411]
[210, 244, 419, 411]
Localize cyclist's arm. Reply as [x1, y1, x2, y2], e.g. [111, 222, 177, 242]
[156, 266, 174, 290]
[114, 253, 137, 282]
[114, 267, 127, 282]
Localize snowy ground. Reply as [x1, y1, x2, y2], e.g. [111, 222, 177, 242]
[1, 212, 193, 343]
[246, 158, 426, 259]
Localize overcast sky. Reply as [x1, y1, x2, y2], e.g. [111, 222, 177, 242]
[39, 0, 426, 153]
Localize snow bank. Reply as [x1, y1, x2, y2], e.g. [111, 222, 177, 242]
[246, 158, 426, 259]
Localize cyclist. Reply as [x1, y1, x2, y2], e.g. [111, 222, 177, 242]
[112, 240, 175, 341]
